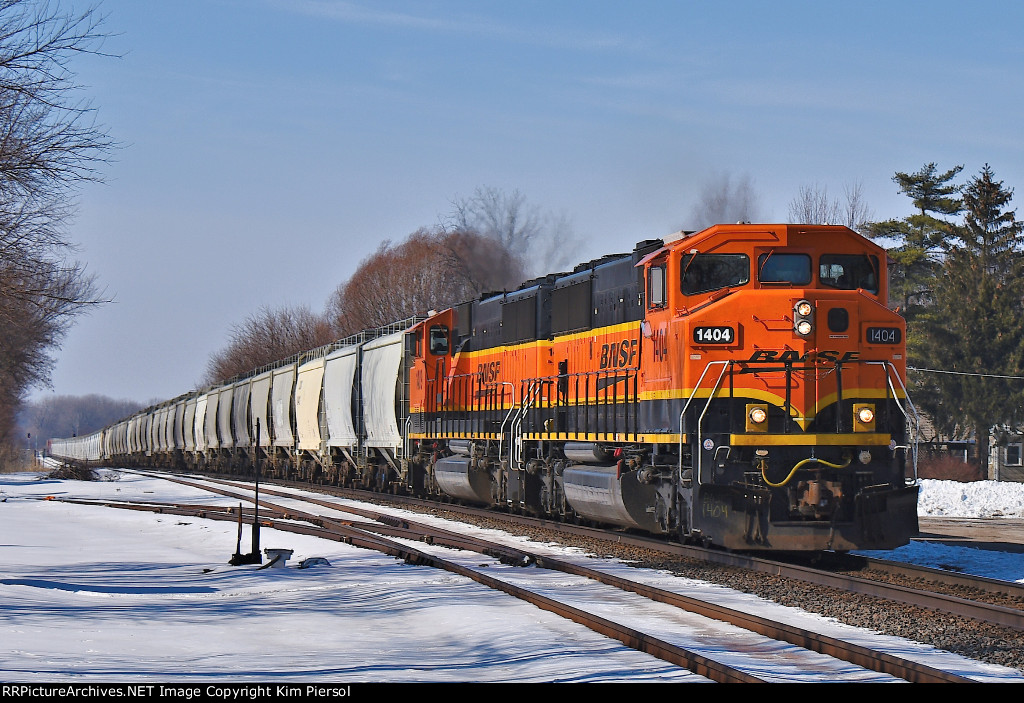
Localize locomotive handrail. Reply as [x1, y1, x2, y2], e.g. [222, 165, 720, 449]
[509, 389, 530, 471]
[695, 362, 733, 486]
[501, 383, 531, 471]
[424, 367, 641, 445]
[870, 360, 921, 481]
[677, 360, 731, 485]
[676, 359, 921, 484]
[403, 416, 413, 473]
[496, 382, 519, 465]
[511, 383, 547, 469]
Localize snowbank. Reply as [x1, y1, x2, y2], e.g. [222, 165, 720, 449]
[918, 479, 1024, 518]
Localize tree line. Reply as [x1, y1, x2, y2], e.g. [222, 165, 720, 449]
[13, 186, 568, 453]
[18, 394, 143, 450]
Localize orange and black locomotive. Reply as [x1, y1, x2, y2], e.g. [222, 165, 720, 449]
[407, 224, 919, 551]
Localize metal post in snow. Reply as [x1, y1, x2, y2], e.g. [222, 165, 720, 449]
[253, 418, 261, 561]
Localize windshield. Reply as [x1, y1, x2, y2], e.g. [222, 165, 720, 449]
[758, 253, 811, 285]
[681, 253, 750, 295]
[819, 254, 879, 293]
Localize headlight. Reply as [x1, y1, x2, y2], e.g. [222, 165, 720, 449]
[793, 299, 814, 337]
[746, 403, 769, 432]
[853, 403, 876, 432]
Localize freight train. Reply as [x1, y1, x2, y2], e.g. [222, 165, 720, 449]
[50, 223, 921, 552]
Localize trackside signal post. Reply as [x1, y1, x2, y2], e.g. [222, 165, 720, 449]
[229, 418, 262, 565]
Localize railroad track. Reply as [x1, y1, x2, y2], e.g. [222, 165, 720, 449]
[44, 470, 990, 682]
[168, 471, 1024, 630]
[268, 477, 1024, 629]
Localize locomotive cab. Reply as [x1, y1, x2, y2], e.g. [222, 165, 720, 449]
[641, 224, 918, 551]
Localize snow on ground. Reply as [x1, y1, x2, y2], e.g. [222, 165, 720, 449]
[917, 478, 1024, 518]
[853, 479, 1024, 583]
[0, 471, 701, 683]
[1, 471, 1023, 683]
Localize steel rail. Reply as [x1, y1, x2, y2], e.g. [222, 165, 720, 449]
[130, 471, 974, 682]
[290, 481, 1024, 632]
[855, 555, 1024, 600]
[42, 492, 761, 683]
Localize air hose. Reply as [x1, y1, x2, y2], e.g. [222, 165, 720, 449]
[760, 453, 852, 488]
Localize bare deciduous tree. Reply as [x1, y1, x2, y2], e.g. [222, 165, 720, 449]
[203, 228, 525, 387]
[201, 305, 335, 386]
[787, 182, 873, 231]
[0, 1, 114, 450]
[788, 183, 842, 224]
[445, 186, 581, 275]
[841, 182, 873, 232]
[327, 228, 524, 335]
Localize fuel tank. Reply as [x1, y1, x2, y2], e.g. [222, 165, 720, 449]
[433, 456, 494, 505]
[562, 464, 666, 533]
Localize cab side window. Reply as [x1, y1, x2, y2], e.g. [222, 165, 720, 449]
[648, 263, 667, 308]
[429, 325, 449, 355]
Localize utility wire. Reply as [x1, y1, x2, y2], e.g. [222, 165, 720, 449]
[908, 366, 1024, 380]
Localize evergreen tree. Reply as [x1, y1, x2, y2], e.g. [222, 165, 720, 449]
[866, 163, 963, 319]
[914, 165, 1024, 470]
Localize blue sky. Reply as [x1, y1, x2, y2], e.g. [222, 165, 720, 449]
[42, 0, 1024, 403]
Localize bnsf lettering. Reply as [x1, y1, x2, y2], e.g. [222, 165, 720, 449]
[476, 361, 500, 384]
[748, 350, 860, 363]
[599, 338, 639, 369]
